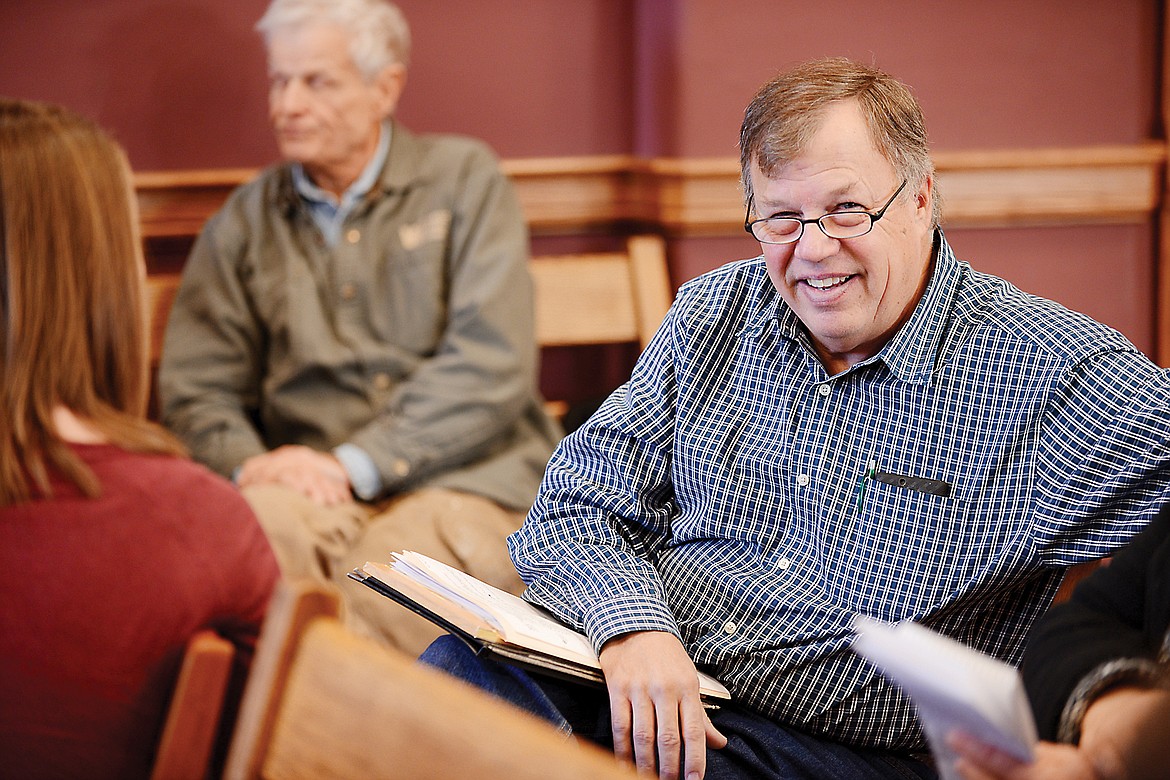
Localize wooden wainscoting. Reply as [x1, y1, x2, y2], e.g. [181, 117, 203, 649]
[136, 144, 1166, 240]
[135, 142, 1170, 358]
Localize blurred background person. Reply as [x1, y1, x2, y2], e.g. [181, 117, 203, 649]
[949, 504, 1170, 780]
[0, 98, 278, 780]
[159, 0, 559, 657]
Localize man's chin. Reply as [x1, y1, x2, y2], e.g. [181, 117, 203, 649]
[804, 318, 864, 352]
[275, 140, 317, 164]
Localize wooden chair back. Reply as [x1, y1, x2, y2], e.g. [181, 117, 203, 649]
[530, 234, 672, 351]
[147, 272, 183, 371]
[223, 580, 636, 780]
[531, 234, 672, 419]
[150, 629, 236, 780]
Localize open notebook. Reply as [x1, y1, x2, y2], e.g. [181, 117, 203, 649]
[348, 551, 730, 704]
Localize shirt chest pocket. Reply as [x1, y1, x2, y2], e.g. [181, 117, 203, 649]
[368, 241, 449, 352]
[842, 475, 1018, 616]
[857, 473, 962, 531]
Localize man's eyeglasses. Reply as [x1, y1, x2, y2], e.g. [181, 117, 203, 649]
[744, 180, 908, 245]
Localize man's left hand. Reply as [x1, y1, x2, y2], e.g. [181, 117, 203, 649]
[237, 444, 353, 506]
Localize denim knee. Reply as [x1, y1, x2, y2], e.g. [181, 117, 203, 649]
[417, 635, 571, 733]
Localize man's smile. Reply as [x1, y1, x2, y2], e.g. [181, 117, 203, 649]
[804, 274, 854, 291]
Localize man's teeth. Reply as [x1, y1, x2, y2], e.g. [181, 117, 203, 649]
[806, 276, 849, 290]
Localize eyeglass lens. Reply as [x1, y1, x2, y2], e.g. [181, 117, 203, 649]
[753, 212, 872, 243]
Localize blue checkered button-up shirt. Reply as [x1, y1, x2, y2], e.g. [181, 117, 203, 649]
[509, 234, 1170, 750]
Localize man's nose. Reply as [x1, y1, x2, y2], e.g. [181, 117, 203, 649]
[792, 222, 839, 262]
[273, 79, 308, 114]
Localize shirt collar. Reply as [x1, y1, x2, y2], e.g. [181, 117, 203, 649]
[291, 120, 392, 208]
[753, 231, 963, 384]
[876, 232, 962, 383]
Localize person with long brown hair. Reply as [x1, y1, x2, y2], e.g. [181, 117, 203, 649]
[0, 99, 278, 779]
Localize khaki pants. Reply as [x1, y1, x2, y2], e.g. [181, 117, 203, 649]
[243, 484, 526, 658]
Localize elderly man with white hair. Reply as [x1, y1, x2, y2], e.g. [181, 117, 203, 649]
[160, 0, 559, 656]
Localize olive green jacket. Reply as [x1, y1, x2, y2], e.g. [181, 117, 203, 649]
[160, 122, 560, 510]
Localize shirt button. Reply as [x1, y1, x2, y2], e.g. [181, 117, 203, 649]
[722, 621, 737, 634]
[796, 473, 810, 487]
[392, 458, 410, 477]
[340, 282, 357, 300]
[778, 557, 791, 570]
[817, 384, 831, 397]
[346, 228, 361, 244]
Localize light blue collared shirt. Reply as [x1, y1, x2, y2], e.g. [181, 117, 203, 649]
[291, 123, 392, 500]
[292, 122, 392, 248]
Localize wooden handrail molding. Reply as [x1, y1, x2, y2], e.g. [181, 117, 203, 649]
[136, 168, 258, 239]
[134, 143, 1168, 241]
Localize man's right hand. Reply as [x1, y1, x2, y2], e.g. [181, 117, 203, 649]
[598, 630, 727, 780]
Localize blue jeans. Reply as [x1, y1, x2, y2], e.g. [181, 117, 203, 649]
[419, 635, 936, 780]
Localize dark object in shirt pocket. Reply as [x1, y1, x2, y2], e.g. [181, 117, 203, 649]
[871, 470, 952, 498]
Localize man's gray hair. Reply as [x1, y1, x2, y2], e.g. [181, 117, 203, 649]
[740, 57, 940, 229]
[256, 0, 411, 80]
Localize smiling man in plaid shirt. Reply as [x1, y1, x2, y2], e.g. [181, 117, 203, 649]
[424, 58, 1170, 780]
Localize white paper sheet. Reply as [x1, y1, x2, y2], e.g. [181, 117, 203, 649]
[851, 615, 1037, 780]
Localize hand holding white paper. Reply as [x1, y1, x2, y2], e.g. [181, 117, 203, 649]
[851, 615, 1038, 780]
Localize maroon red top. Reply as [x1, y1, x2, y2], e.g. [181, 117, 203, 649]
[0, 444, 279, 779]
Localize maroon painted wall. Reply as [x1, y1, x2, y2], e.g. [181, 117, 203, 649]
[0, 0, 635, 168]
[6, 2, 1153, 163]
[0, 0, 1160, 355]
[636, 0, 1159, 157]
[0, 0, 274, 170]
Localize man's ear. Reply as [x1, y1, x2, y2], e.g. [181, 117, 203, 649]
[914, 174, 934, 224]
[375, 63, 407, 119]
